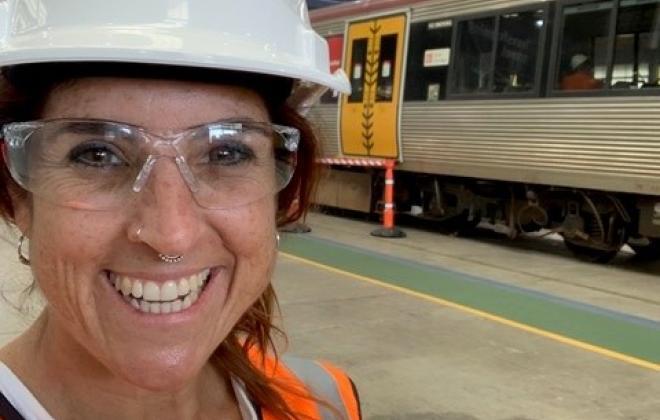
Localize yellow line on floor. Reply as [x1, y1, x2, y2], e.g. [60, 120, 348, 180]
[281, 252, 660, 372]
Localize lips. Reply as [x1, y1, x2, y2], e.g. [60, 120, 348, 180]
[108, 269, 211, 314]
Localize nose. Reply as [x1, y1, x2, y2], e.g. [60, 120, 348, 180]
[130, 157, 202, 256]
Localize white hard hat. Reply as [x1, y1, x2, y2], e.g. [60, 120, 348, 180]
[0, 0, 350, 93]
[570, 54, 589, 70]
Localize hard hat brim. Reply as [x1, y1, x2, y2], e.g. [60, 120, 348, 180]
[0, 26, 351, 94]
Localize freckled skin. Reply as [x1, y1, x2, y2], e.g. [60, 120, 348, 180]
[2, 78, 278, 419]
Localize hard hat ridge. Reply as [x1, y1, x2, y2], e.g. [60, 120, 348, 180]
[0, 0, 350, 94]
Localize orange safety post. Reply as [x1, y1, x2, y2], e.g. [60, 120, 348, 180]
[371, 159, 406, 238]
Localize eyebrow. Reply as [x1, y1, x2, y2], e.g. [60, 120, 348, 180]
[57, 121, 110, 135]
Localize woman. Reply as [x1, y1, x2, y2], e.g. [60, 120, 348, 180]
[0, 0, 357, 419]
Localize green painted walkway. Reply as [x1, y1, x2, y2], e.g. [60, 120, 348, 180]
[281, 233, 660, 365]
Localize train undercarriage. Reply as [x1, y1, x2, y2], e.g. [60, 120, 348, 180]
[317, 168, 660, 263]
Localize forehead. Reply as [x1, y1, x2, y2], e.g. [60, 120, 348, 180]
[41, 77, 270, 130]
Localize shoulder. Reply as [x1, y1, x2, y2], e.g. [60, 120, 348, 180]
[282, 355, 361, 420]
[249, 349, 361, 420]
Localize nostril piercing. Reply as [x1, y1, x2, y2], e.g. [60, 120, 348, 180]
[158, 254, 183, 263]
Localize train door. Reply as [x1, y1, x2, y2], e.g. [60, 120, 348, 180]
[340, 13, 408, 159]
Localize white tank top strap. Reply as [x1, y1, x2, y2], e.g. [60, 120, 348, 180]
[0, 362, 54, 420]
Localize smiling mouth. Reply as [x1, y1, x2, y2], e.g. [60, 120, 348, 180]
[108, 269, 212, 314]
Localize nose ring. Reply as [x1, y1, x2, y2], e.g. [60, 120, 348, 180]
[158, 254, 183, 264]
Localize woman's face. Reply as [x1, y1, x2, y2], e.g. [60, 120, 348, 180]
[14, 77, 278, 390]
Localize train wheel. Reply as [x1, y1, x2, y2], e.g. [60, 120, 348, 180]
[630, 239, 660, 261]
[563, 239, 619, 263]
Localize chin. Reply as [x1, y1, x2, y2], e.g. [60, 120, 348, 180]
[110, 345, 213, 392]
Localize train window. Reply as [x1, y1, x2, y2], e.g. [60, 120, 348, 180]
[493, 10, 545, 93]
[449, 7, 547, 97]
[555, 1, 613, 91]
[552, 0, 660, 93]
[348, 38, 368, 103]
[452, 17, 496, 94]
[611, 0, 660, 89]
[404, 20, 453, 101]
[376, 34, 398, 101]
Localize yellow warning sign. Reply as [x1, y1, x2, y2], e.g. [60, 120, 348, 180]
[340, 13, 407, 159]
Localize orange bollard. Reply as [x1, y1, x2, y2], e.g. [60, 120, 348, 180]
[371, 159, 406, 238]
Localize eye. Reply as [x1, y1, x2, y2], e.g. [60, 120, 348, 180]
[69, 142, 127, 168]
[208, 142, 255, 166]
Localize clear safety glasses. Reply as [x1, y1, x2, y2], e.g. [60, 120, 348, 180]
[2, 118, 299, 210]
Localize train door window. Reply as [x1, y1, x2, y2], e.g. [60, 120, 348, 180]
[349, 38, 368, 103]
[611, 0, 660, 90]
[493, 9, 545, 93]
[404, 20, 453, 101]
[555, 1, 613, 91]
[376, 34, 398, 101]
[451, 17, 496, 94]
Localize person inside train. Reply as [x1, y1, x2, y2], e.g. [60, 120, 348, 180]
[0, 0, 360, 419]
[560, 53, 605, 91]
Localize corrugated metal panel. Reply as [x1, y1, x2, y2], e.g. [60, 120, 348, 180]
[308, 97, 660, 195]
[398, 98, 660, 195]
[311, 0, 548, 33]
[410, 0, 546, 21]
[307, 105, 340, 157]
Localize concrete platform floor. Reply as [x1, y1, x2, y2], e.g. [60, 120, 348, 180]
[275, 255, 659, 420]
[275, 213, 660, 420]
[1, 214, 659, 419]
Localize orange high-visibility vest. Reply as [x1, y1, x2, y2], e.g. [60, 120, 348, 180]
[249, 349, 361, 420]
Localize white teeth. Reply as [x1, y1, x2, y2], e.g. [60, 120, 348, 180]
[114, 269, 211, 314]
[182, 295, 192, 310]
[172, 300, 182, 312]
[192, 274, 202, 289]
[160, 281, 178, 301]
[143, 281, 160, 301]
[140, 300, 150, 313]
[121, 277, 132, 296]
[178, 278, 191, 296]
[131, 281, 143, 299]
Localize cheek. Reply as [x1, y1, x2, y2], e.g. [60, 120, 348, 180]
[219, 199, 277, 255]
[216, 200, 277, 306]
[28, 202, 122, 317]
[31, 204, 117, 263]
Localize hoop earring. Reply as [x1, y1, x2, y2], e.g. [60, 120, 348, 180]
[17, 235, 30, 266]
[276, 233, 280, 248]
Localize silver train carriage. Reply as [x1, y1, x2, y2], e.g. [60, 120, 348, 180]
[306, 0, 660, 262]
